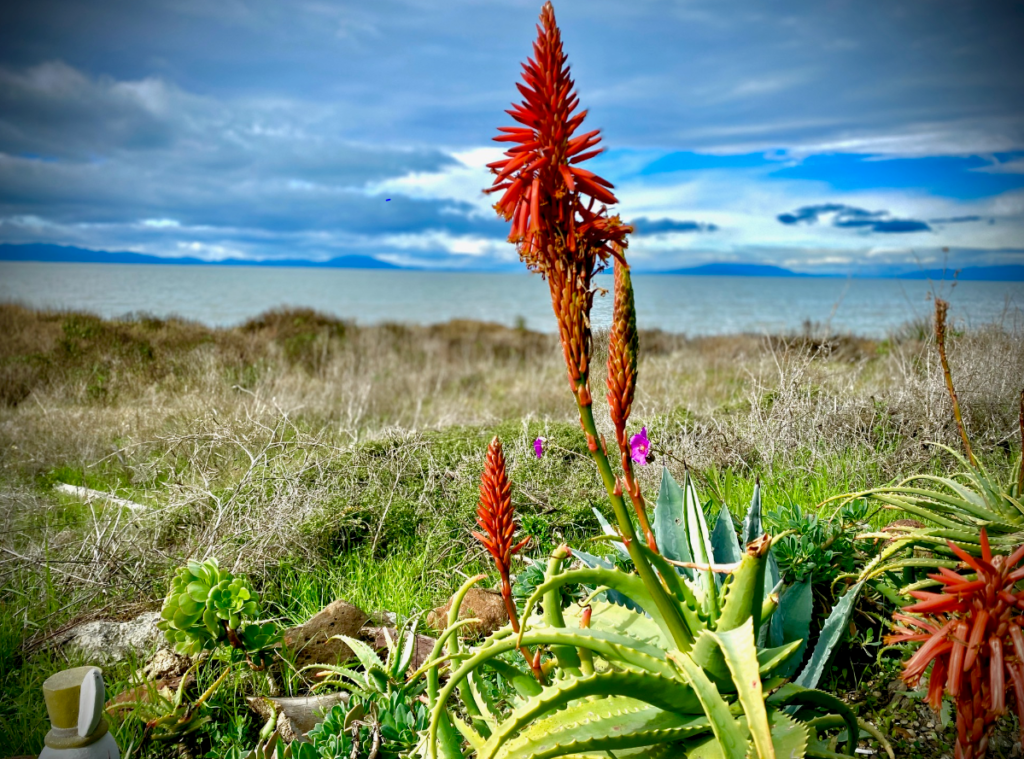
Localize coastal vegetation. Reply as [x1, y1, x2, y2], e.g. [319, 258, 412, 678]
[3, 2, 1024, 757]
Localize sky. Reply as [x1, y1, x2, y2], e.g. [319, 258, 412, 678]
[1, 0, 1023, 275]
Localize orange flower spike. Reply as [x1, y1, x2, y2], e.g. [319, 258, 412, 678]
[472, 437, 531, 598]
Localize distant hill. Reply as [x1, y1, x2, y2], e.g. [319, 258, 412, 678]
[896, 265, 1024, 282]
[0, 243, 403, 270]
[657, 263, 814, 277]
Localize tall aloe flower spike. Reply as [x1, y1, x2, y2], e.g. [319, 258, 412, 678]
[484, 0, 631, 402]
[886, 528, 1024, 759]
[606, 259, 656, 551]
[484, 0, 690, 651]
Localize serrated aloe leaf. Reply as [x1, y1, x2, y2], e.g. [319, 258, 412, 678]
[712, 619, 774, 759]
[741, 481, 763, 545]
[770, 581, 813, 678]
[794, 581, 863, 691]
[667, 650, 749, 759]
[481, 659, 542, 699]
[561, 599, 668, 650]
[591, 507, 629, 557]
[711, 506, 743, 589]
[452, 713, 486, 753]
[655, 467, 695, 579]
[495, 696, 711, 759]
[519, 566, 674, 645]
[573, 550, 643, 613]
[478, 669, 703, 759]
[766, 709, 809, 758]
[329, 634, 384, 677]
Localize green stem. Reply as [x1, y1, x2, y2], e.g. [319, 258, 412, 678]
[574, 395, 692, 650]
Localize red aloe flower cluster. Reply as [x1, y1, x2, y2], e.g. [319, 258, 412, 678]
[472, 437, 531, 631]
[886, 529, 1024, 759]
[484, 1, 631, 396]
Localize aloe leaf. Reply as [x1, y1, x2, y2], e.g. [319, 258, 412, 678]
[573, 550, 643, 613]
[794, 581, 864, 691]
[495, 697, 711, 759]
[452, 713, 486, 754]
[712, 619, 775, 759]
[766, 709, 809, 758]
[479, 669, 704, 758]
[329, 635, 385, 678]
[667, 650, 749, 759]
[481, 659, 542, 699]
[655, 467, 695, 579]
[770, 581, 813, 678]
[562, 599, 669, 650]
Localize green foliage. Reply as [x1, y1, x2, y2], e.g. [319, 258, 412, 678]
[158, 557, 280, 662]
[768, 498, 874, 586]
[421, 468, 889, 759]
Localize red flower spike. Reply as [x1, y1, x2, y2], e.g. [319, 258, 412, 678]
[483, 1, 632, 397]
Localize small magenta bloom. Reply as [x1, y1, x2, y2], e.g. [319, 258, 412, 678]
[630, 427, 651, 466]
[533, 437, 546, 459]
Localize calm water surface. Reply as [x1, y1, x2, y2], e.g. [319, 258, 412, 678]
[1, 262, 1021, 337]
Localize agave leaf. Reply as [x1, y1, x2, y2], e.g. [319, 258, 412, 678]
[654, 467, 695, 579]
[667, 650, 749, 759]
[794, 582, 863, 691]
[770, 581, 813, 679]
[741, 481, 763, 545]
[683, 472, 718, 607]
[711, 506, 743, 590]
[495, 697, 711, 759]
[573, 550, 643, 613]
[591, 507, 629, 558]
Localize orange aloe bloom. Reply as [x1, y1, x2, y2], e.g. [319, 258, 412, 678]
[483, 1, 631, 394]
[472, 437, 530, 629]
[885, 529, 1024, 759]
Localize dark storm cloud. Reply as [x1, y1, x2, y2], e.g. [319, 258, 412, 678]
[629, 217, 718, 235]
[777, 204, 931, 234]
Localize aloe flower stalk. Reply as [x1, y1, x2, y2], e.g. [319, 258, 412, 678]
[483, 1, 690, 653]
[885, 529, 1024, 758]
[606, 259, 656, 551]
[483, 0, 631, 401]
[472, 437, 531, 629]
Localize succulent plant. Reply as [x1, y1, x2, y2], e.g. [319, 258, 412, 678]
[886, 529, 1024, 759]
[157, 557, 280, 663]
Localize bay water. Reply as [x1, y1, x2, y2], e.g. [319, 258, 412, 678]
[1, 261, 1020, 337]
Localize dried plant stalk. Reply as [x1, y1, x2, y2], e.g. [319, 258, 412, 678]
[934, 298, 976, 467]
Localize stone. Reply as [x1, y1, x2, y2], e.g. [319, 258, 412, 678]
[283, 599, 369, 669]
[60, 612, 162, 662]
[427, 587, 508, 638]
[107, 648, 196, 717]
[360, 626, 437, 673]
[247, 693, 349, 742]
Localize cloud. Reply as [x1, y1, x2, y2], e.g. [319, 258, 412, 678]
[777, 204, 931, 233]
[629, 216, 718, 235]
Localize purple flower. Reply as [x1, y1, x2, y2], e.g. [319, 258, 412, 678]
[533, 437, 546, 459]
[629, 427, 651, 466]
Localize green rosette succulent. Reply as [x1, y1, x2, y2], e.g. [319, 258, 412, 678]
[158, 557, 280, 660]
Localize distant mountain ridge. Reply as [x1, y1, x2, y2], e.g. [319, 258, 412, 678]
[2, 243, 1021, 281]
[0, 243, 402, 270]
[658, 263, 815, 277]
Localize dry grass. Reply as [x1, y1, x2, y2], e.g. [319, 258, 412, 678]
[0, 302, 1021, 612]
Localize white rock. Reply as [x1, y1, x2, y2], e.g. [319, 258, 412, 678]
[63, 612, 163, 662]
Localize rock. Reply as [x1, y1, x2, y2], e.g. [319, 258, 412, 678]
[144, 647, 192, 681]
[61, 611, 162, 662]
[427, 587, 508, 638]
[283, 599, 369, 669]
[360, 626, 437, 673]
[367, 610, 397, 627]
[247, 693, 349, 742]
